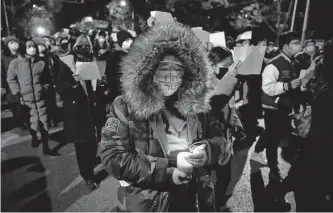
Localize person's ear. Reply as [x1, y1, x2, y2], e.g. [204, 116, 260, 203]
[283, 43, 289, 52]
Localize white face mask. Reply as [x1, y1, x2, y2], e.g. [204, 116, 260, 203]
[98, 37, 106, 43]
[38, 45, 46, 54]
[8, 41, 19, 52]
[153, 62, 184, 97]
[305, 46, 315, 54]
[26, 46, 37, 56]
[121, 39, 133, 50]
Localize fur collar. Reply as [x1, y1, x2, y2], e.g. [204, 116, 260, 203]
[120, 23, 214, 120]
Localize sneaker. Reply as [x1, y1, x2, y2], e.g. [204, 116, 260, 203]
[85, 180, 99, 190]
[43, 148, 61, 156]
[251, 152, 267, 165]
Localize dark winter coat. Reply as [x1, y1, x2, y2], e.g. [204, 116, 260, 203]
[99, 23, 231, 212]
[7, 56, 51, 131]
[54, 55, 96, 143]
[1, 51, 19, 103]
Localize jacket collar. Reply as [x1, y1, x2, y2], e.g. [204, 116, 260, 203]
[281, 51, 292, 62]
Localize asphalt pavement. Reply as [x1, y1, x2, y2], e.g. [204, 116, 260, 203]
[1, 104, 297, 212]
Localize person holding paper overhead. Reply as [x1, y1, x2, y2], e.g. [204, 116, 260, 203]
[253, 32, 302, 184]
[208, 46, 245, 210]
[100, 22, 231, 212]
[54, 33, 101, 190]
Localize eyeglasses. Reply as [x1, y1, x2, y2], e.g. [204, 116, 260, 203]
[290, 41, 301, 46]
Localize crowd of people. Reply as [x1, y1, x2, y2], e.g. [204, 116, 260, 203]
[1, 19, 332, 212]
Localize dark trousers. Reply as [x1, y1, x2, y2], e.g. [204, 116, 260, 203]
[46, 88, 59, 124]
[28, 121, 49, 150]
[74, 142, 98, 181]
[255, 109, 291, 171]
[215, 160, 232, 209]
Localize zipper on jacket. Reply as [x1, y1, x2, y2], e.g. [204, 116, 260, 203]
[29, 59, 40, 121]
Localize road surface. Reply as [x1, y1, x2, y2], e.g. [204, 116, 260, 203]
[1, 106, 296, 212]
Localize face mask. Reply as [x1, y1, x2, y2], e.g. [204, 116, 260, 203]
[267, 47, 274, 52]
[305, 46, 315, 54]
[98, 37, 106, 43]
[8, 41, 19, 52]
[122, 39, 133, 50]
[75, 45, 91, 55]
[153, 63, 184, 97]
[60, 42, 69, 51]
[26, 46, 37, 56]
[38, 45, 46, 54]
[219, 67, 228, 75]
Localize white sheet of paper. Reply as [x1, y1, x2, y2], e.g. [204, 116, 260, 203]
[299, 69, 315, 85]
[237, 31, 252, 41]
[59, 55, 75, 72]
[191, 27, 203, 30]
[235, 46, 265, 75]
[210, 32, 226, 47]
[76, 62, 101, 80]
[192, 29, 210, 43]
[233, 46, 251, 62]
[150, 11, 174, 24]
[96, 61, 106, 76]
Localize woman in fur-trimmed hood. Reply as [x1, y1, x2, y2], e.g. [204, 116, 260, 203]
[100, 22, 232, 212]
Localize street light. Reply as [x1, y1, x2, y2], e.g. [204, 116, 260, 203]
[120, 0, 126, 7]
[36, 26, 46, 35]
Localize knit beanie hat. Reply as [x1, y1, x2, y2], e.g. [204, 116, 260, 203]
[4, 36, 19, 46]
[117, 30, 133, 46]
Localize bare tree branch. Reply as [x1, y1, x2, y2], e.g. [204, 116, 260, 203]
[281, 0, 294, 33]
[254, 0, 276, 32]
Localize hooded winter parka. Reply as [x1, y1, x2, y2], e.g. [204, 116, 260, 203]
[7, 56, 51, 131]
[99, 23, 232, 212]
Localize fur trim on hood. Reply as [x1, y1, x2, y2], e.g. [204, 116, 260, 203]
[120, 22, 214, 120]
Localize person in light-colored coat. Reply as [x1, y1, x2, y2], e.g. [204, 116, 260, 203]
[7, 38, 56, 155]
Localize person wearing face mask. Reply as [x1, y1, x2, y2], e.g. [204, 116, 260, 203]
[1, 36, 23, 128]
[208, 46, 245, 210]
[294, 39, 315, 78]
[93, 30, 110, 61]
[238, 38, 267, 144]
[7, 39, 57, 156]
[265, 41, 279, 60]
[57, 37, 71, 56]
[100, 23, 231, 212]
[253, 32, 302, 185]
[53, 33, 102, 190]
[41, 36, 57, 53]
[35, 38, 60, 127]
[105, 30, 133, 104]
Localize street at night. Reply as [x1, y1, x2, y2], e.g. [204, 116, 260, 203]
[1, 0, 333, 212]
